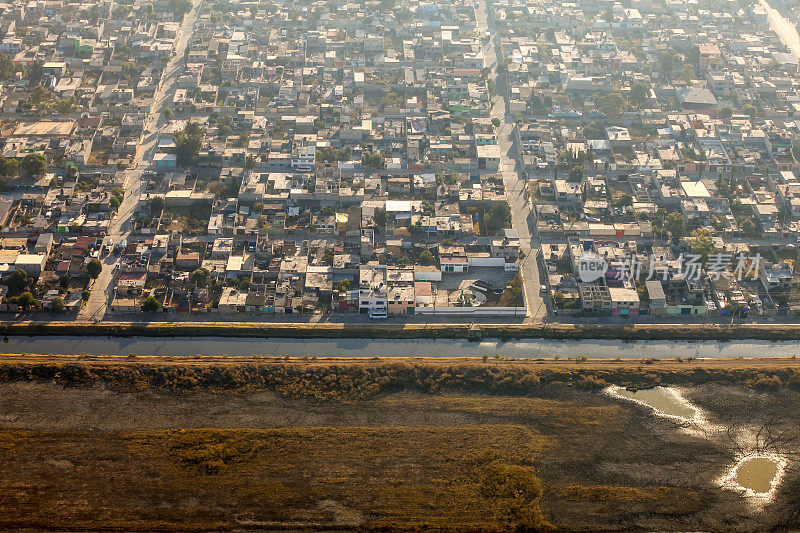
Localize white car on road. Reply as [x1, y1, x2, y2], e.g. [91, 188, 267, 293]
[368, 309, 388, 320]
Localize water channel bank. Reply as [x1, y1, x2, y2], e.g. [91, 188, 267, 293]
[10, 320, 800, 342]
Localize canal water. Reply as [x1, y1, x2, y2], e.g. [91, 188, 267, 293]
[4, 336, 800, 358]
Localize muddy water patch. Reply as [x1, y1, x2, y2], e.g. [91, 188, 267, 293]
[718, 453, 787, 505]
[605, 385, 700, 423]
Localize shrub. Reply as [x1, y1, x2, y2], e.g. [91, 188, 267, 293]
[141, 296, 160, 313]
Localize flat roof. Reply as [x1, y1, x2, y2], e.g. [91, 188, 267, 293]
[681, 181, 710, 198]
[11, 121, 76, 137]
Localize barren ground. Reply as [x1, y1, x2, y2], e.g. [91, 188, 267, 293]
[0, 356, 798, 531]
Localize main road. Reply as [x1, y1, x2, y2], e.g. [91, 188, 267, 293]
[476, 0, 547, 322]
[760, 0, 800, 61]
[78, 0, 204, 321]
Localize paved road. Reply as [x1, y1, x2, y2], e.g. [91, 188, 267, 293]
[3, 335, 798, 359]
[761, 0, 800, 61]
[476, 0, 546, 322]
[78, 2, 203, 321]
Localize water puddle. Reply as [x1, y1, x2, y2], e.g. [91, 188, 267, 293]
[736, 457, 778, 493]
[605, 385, 699, 422]
[718, 454, 787, 504]
[606, 384, 790, 507]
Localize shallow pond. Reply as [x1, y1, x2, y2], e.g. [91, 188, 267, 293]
[608, 386, 698, 420]
[734, 456, 780, 494]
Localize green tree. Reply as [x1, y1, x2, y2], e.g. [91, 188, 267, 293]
[163, 107, 173, 121]
[498, 275, 524, 307]
[141, 295, 160, 312]
[408, 221, 424, 236]
[112, 4, 132, 18]
[664, 211, 686, 240]
[27, 59, 43, 84]
[235, 132, 250, 148]
[567, 165, 585, 183]
[190, 268, 210, 287]
[109, 196, 120, 209]
[21, 153, 46, 176]
[25, 84, 52, 112]
[363, 151, 383, 169]
[0, 156, 18, 177]
[121, 61, 143, 82]
[552, 291, 565, 309]
[482, 202, 512, 234]
[616, 194, 633, 207]
[11, 291, 40, 311]
[740, 217, 757, 236]
[681, 64, 696, 82]
[53, 96, 76, 115]
[689, 228, 717, 263]
[594, 92, 625, 117]
[174, 121, 204, 166]
[336, 279, 350, 293]
[373, 208, 387, 227]
[51, 296, 65, 312]
[0, 52, 17, 80]
[742, 104, 758, 119]
[491, 117, 501, 128]
[6, 268, 28, 295]
[419, 250, 435, 265]
[87, 258, 102, 279]
[659, 53, 676, 80]
[169, 0, 192, 18]
[720, 106, 733, 121]
[582, 122, 605, 140]
[715, 176, 731, 197]
[629, 83, 650, 109]
[217, 114, 233, 137]
[149, 196, 165, 214]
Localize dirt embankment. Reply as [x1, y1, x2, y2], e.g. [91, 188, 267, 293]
[0, 354, 798, 399]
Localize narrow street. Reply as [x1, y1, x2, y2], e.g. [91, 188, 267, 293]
[476, 0, 547, 322]
[78, 1, 203, 321]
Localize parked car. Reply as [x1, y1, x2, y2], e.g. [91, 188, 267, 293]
[368, 309, 388, 320]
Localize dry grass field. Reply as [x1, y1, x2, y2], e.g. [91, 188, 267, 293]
[0, 355, 798, 531]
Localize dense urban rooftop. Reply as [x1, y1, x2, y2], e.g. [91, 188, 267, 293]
[0, 0, 798, 323]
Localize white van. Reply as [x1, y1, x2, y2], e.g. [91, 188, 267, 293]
[368, 309, 388, 320]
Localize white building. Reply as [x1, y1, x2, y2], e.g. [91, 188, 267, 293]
[358, 264, 388, 313]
